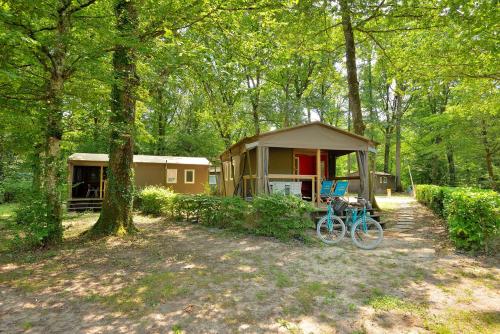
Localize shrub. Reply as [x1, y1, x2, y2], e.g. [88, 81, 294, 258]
[415, 184, 446, 217]
[443, 189, 499, 253]
[136, 190, 314, 241]
[137, 186, 175, 215]
[251, 194, 315, 240]
[416, 184, 499, 253]
[0, 177, 31, 203]
[14, 193, 55, 248]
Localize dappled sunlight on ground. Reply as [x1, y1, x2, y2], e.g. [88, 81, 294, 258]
[0, 196, 499, 333]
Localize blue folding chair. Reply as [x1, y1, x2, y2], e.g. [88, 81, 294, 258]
[319, 180, 335, 201]
[332, 180, 349, 198]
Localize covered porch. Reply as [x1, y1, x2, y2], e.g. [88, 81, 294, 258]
[220, 122, 377, 207]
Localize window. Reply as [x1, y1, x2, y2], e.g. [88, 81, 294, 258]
[379, 177, 383, 184]
[383, 177, 388, 184]
[167, 169, 177, 184]
[185, 169, 195, 184]
[209, 175, 217, 185]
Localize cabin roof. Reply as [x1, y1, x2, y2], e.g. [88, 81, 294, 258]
[221, 122, 378, 157]
[68, 153, 211, 166]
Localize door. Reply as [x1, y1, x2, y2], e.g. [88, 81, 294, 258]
[295, 153, 328, 198]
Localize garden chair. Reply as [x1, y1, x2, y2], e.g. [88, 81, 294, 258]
[319, 180, 335, 201]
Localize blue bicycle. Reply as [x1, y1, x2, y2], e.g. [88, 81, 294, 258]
[317, 197, 383, 250]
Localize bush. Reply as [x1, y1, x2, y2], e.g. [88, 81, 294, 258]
[0, 177, 31, 203]
[415, 184, 446, 216]
[443, 189, 499, 253]
[251, 194, 314, 240]
[14, 193, 55, 248]
[174, 195, 249, 229]
[137, 186, 175, 215]
[416, 184, 499, 253]
[136, 188, 314, 241]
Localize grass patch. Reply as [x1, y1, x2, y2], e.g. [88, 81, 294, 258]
[100, 271, 192, 314]
[0, 202, 18, 218]
[0, 203, 19, 252]
[294, 281, 337, 314]
[426, 310, 500, 334]
[367, 293, 427, 316]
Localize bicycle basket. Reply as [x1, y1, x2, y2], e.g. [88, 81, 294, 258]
[333, 199, 349, 215]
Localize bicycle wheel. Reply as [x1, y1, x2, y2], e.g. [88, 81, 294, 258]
[316, 215, 346, 245]
[351, 217, 383, 250]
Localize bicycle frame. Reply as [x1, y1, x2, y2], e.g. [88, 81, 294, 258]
[345, 205, 368, 232]
[325, 198, 368, 232]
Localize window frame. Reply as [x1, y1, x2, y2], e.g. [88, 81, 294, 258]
[184, 169, 195, 184]
[166, 169, 178, 184]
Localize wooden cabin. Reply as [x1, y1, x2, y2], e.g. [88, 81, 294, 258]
[348, 171, 396, 195]
[67, 153, 210, 210]
[219, 122, 378, 206]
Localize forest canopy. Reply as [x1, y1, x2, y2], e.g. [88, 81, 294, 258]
[0, 0, 498, 242]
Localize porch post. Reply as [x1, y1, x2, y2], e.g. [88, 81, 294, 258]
[316, 148, 321, 206]
[99, 165, 104, 199]
[68, 163, 73, 199]
[356, 150, 370, 201]
[256, 145, 263, 194]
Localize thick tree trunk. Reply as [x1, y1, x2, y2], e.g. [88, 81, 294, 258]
[90, 0, 138, 237]
[38, 5, 72, 245]
[41, 74, 65, 244]
[340, 0, 365, 136]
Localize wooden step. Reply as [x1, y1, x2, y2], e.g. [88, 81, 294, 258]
[68, 199, 103, 212]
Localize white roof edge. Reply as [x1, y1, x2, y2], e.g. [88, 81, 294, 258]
[68, 153, 211, 166]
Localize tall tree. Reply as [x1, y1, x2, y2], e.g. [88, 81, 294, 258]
[339, 0, 365, 136]
[90, 0, 139, 236]
[0, 0, 99, 245]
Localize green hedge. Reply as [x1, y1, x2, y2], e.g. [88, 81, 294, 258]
[416, 185, 499, 253]
[137, 187, 314, 241]
[250, 194, 313, 240]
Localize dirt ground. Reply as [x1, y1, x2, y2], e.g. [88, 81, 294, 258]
[0, 196, 499, 334]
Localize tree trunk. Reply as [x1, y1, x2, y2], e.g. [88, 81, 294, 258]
[41, 73, 65, 244]
[340, 0, 365, 136]
[90, 0, 138, 237]
[38, 5, 73, 245]
[366, 50, 376, 140]
[394, 119, 402, 192]
[394, 90, 403, 192]
[383, 128, 391, 173]
[480, 119, 497, 190]
[446, 146, 456, 186]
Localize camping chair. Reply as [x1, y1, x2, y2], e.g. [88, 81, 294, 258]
[319, 180, 335, 201]
[331, 180, 349, 198]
